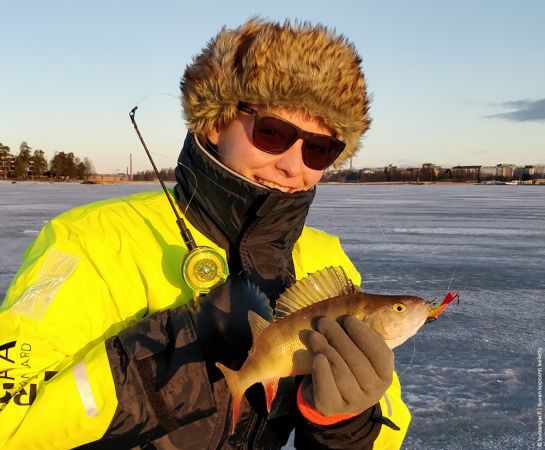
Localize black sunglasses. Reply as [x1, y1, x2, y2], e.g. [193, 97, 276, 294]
[237, 102, 345, 170]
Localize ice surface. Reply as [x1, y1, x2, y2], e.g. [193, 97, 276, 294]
[1, 182, 544, 449]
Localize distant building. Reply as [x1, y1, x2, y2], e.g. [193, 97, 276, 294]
[384, 164, 400, 181]
[535, 165, 545, 177]
[396, 167, 417, 181]
[496, 164, 515, 179]
[421, 163, 441, 180]
[480, 166, 497, 181]
[451, 165, 481, 180]
[0, 154, 16, 179]
[384, 164, 399, 173]
[513, 165, 535, 180]
[27, 159, 34, 178]
[86, 173, 129, 184]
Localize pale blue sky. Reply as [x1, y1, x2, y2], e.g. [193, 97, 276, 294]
[1, 1, 544, 173]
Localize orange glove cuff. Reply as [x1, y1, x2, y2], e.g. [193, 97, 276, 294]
[296, 383, 359, 426]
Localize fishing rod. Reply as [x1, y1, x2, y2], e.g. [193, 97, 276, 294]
[129, 106, 228, 299]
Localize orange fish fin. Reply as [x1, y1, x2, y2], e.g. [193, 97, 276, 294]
[231, 397, 242, 435]
[274, 267, 355, 320]
[216, 362, 243, 434]
[248, 311, 271, 343]
[263, 378, 280, 413]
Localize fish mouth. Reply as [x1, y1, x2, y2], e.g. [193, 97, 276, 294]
[426, 300, 438, 321]
[426, 291, 460, 320]
[428, 291, 460, 322]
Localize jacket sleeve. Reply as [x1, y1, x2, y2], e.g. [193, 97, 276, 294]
[293, 403, 382, 450]
[0, 214, 209, 449]
[77, 306, 216, 449]
[293, 374, 410, 450]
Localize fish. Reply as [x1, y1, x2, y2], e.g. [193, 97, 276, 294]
[216, 266, 437, 432]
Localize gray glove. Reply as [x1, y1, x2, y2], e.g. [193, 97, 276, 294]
[301, 316, 394, 417]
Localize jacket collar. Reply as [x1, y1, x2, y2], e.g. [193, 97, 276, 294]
[174, 133, 315, 300]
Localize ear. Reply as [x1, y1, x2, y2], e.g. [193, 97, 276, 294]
[207, 126, 220, 145]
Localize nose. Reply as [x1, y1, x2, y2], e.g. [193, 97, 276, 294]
[274, 139, 305, 178]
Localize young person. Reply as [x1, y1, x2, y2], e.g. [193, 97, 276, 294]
[0, 18, 410, 449]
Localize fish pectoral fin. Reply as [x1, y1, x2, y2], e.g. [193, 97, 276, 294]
[263, 378, 280, 413]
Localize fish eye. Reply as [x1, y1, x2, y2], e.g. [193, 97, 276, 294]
[393, 303, 406, 313]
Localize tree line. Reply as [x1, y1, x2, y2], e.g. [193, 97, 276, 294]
[132, 168, 176, 182]
[0, 142, 95, 181]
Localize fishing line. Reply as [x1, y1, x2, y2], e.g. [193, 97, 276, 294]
[374, 214, 391, 243]
[177, 160, 198, 215]
[446, 263, 458, 292]
[372, 210, 471, 390]
[279, 266, 297, 282]
[134, 92, 179, 105]
[407, 353, 508, 389]
[370, 193, 513, 437]
[129, 92, 201, 218]
[131, 150, 200, 216]
[146, 150, 179, 162]
[404, 441, 419, 450]
[397, 335, 417, 378]
[258, 262, 297, 283]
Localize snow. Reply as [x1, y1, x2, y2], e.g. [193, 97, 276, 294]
[1, 183, 544, 449]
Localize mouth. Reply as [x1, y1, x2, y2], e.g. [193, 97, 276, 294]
[254, 177, 297, 193]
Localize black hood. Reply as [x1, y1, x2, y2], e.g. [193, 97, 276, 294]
[174, 134, 315, 301]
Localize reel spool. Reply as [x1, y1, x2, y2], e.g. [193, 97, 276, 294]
[182, 246, 228, 296]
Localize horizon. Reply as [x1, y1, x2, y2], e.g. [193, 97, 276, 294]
[1, 1, 544, 173]
[1, 142, 543, 175]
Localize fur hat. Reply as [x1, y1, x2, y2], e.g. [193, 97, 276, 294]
[180, 18, 370, 165]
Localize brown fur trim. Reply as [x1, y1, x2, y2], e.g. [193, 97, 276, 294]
[180, 18, 370, 164]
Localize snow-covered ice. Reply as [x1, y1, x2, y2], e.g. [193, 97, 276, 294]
[1, 183, 544, 449]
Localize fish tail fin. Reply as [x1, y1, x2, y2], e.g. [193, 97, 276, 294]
[216, 362, 244, 434]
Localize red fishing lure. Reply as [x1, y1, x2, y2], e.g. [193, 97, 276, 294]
[428, 291, 460, 320]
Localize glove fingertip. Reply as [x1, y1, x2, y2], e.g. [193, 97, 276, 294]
[316, 315, 340, 334]
[312, 352, 329, 370]
[305, 330, 328, 352]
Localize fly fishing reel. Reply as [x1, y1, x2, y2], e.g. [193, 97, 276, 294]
[182, 246, 228, 295]
[130, 106, 228, 299]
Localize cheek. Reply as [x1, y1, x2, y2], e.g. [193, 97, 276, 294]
[219, 141, 272, 175]
[303, 168, 324, 188]
[216, 124, 255, 169]
[217, 128, 274, 173]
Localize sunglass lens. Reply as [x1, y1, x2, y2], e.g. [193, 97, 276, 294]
[253, 116, 297, 153]
[302, 137, 345, 170]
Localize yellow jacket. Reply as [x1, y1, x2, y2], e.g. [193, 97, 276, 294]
[0, 190, 410, 449]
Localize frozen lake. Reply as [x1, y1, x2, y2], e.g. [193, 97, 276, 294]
[1, 182, 544, 449]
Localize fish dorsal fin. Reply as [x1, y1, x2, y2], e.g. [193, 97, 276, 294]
[248, 310, 271, 342]
[274, 266, 355, 320]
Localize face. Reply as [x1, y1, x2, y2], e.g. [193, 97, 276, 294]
[207, 106, 332, 193]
